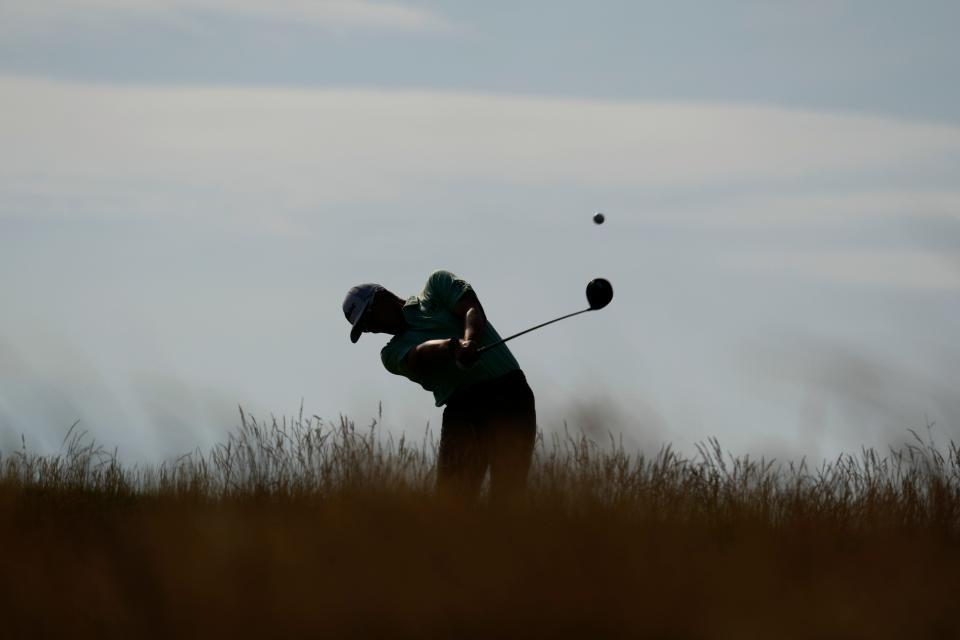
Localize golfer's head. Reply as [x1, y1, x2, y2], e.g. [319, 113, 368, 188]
[342, 283, 390, 343]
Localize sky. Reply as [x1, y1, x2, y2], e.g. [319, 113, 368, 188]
[1, 0, 958, 462]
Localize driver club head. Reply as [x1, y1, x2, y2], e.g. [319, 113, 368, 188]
[586, 278, 613, 310]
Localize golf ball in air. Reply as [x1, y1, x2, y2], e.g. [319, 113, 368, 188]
[593, 212, 605, 225]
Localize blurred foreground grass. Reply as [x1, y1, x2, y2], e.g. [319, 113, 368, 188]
[1, 411, 959, 638]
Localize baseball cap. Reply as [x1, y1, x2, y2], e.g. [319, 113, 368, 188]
[343, 283, 383, 343]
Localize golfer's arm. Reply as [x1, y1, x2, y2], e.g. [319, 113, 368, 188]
[405, 339, 455, 377]
[454, 291, 485, 342]
[404, 292, 484, 376]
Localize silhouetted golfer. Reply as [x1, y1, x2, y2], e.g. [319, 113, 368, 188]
[343, 270, 536, 501]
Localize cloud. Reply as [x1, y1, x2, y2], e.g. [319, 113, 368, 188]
[724, 249, 960, 290]
[741, 334, 960, 450]
[2, 75, 959, 290]
[2, 75, 957, 460]
[668, 191, 960, 227]
[2, 75, 959, 211]
[130, 372, 243, 456]
[0, 0, 453, 37]
[0, 332, 117, 454]
[0, 330, 246, 460]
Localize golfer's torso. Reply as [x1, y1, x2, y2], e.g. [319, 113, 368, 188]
[385, 297, 520, 407]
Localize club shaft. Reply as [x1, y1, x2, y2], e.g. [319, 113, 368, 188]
[476, 308, 591, 354]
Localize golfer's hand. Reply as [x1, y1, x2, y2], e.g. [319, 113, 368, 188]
[452, 338, 479, 370]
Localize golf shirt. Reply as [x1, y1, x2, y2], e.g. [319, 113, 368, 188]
[381, 270, 521, 407]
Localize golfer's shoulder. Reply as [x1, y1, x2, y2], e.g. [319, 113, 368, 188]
[423, 269, 472, 296]
[425, 268, 462, 286]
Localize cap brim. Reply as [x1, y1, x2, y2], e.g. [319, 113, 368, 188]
[347, 287, 381, 344]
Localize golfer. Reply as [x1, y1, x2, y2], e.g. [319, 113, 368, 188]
[343, 270, 536, 500]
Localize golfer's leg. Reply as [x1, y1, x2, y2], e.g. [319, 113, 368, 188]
[487, 374, 537, 501]
[437, 401, 487, 500]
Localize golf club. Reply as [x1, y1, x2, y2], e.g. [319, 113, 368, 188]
[476, 278, 613, 355]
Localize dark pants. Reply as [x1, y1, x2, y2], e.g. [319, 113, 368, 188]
[438, 370, 537, 501]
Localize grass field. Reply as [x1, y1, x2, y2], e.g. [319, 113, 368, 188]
[2, 411, 959, 638]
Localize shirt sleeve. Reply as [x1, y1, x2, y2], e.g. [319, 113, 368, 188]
[381, 340, 414, 377]
[421, 269, 473, 311]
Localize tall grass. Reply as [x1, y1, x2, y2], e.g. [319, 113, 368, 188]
[2, 411, 959, 638]
[3, 410, 958, 532]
